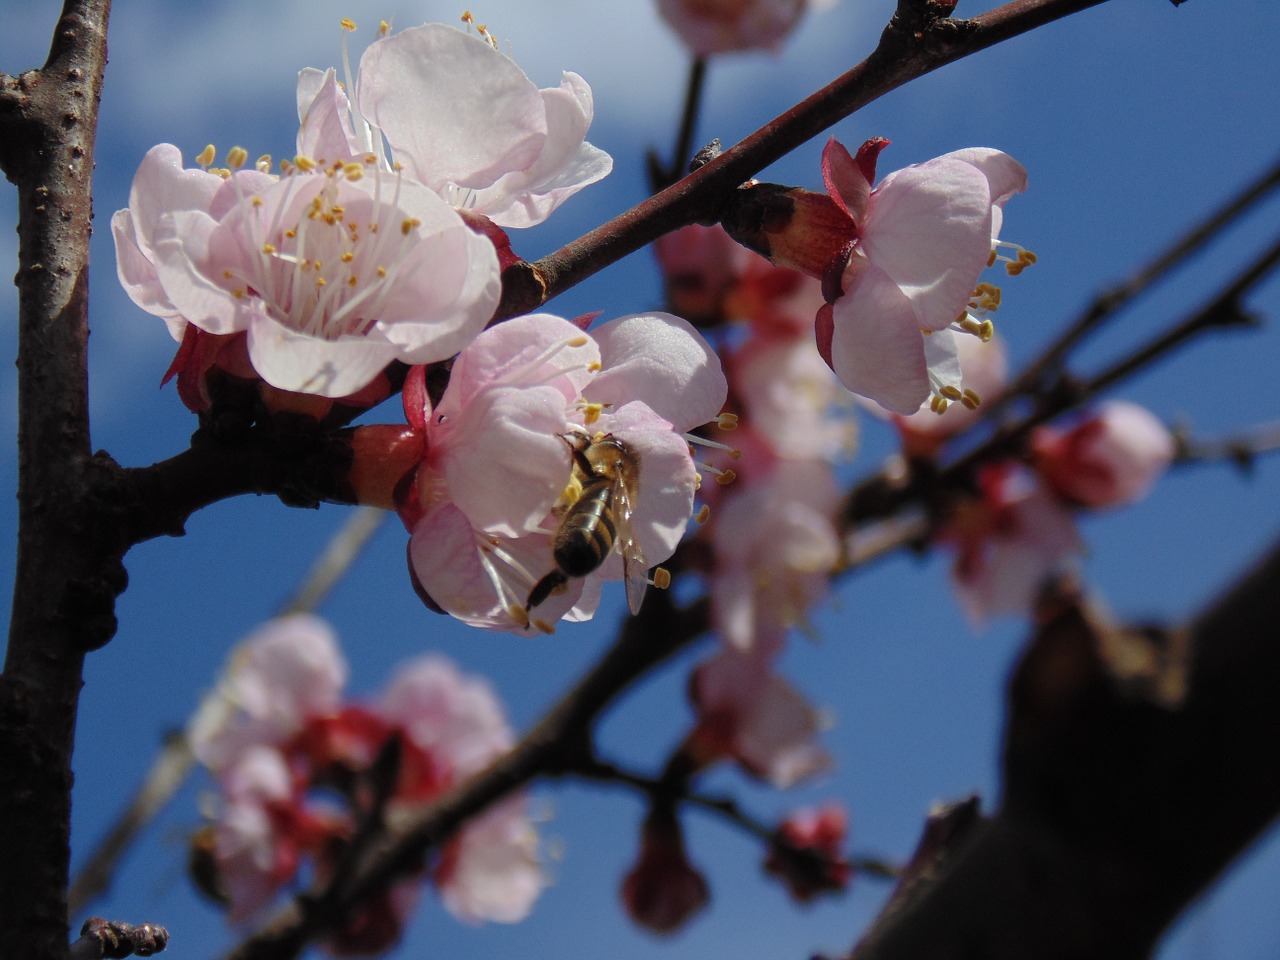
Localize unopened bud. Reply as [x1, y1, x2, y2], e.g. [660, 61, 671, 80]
[721, 182, 858, 285]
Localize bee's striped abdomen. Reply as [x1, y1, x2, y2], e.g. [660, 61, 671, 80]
[553, 477, 616, 576]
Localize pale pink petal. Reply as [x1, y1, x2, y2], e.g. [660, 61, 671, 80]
[440, 384, 574, 537]
[468, 72, 613, 228]
[734, 673, 832, 787]
[438, 796, 544, 923]
[357, 24, 545, 193]
[587, 313, 728, 431]
[295, 67, 360, 161]
[942, 147, 1029, 209]
[821, 137, 871, 225]
[860, 157, 995, 331]
[599, 402, 699, 564]
[244, 314, 402, 397]
[828, 260, 930, 414]
[379, 656, 513, 779]
[408, 505, 584, 633]
[443, 314, 600, 411]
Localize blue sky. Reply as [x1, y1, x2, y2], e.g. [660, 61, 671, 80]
[3, 0, 1280, 957]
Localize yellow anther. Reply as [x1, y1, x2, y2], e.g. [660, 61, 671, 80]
[340, 251, 354, 262]
[364, 153, 377, 165]
[262, 243, 277, 255]
[232, 288, 246, 299]
[342, 162, 364, 180]
[285, 228, 297, 239]
[340, 17, 357, 31]
[251, 196, 264, 208]
[376, 265, 388, 277]
[347, 277, 358, 287]
[978, 319, 994, 341]
[929, 395, 949, 414]
[195, 144, 217, 168]
[717, 412, 739, 431]
[378, 20, 390, 36]
[567, 335, 589, 347]
[580, 402, 604, 426]
[961, 388, 981, 410]
[222, 269, 233, 279]
[939, 385, 963, 401]
[226, 147, 249, 170]
[586, 361, 602, 373]
[461, 10, 474, 26]
[715, 469, 737, 486]
[694, 473, 703, 491]
[652, 568, 672, 590]
[331, 205, 345, 216]
[401, 217, 421, 235]
[987, 249, 997, 267]
[315, 277, 327, 287]
[294, 154, 318, 172]
[532, 618, 556, 635]
[695, 505, 711, 524]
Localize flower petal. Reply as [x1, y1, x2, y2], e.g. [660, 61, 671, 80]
[828, 260, 930, 414]
[861, 156, 994, 331]
[357, 24, 545, 193]
[587, 313, 727, 431]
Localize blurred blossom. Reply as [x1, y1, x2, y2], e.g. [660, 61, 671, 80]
[942, 464, 1083, 623]
[189, 613, 347, 772]
[685, 644, 832, 787]
[764, 802, 852, 901]
[402, 312, 727, 633]
[657, 0, 827, 55]
[190, 616, 543, 937]
[710, 454, 840, 650]
[1031, 401, 1175, 508]
[620, 808, 710, 933]
[815, 137, 1030, 415]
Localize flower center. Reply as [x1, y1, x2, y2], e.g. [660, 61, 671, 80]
[223, 157, 427, 342]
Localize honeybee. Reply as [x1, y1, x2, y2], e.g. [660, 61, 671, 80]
[526, 431, 649, 616]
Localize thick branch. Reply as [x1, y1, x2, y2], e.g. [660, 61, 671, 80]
[0, 2, 113, 957]
[845, 540, 1280, 959]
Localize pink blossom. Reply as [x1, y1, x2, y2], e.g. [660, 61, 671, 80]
[686, 645, 831, 787]
[944, 464, 1084, 623]
[1031, 401, 1175, 508]
[189, 613, 348, 771]
[657, 0, 818, 55]
[298, 22, 611, 229]
[620, 809, 709, 934]
[726, 332, 855, 460]
[404, 312, 727, 632]
[816, 138, 1029, 415]
[764, 802, 852, 901]
[710, 456, 840, 650]
[435, 796, 545, 924]
[114, 143, 501, 398]
[212, 745, 338, 924]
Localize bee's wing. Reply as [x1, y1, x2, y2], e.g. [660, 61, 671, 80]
[612, 469, 648, 615]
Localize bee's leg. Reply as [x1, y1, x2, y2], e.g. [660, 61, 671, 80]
[526, 569, 569, 611]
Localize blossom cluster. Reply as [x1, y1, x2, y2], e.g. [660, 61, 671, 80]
[188, 614, 542, 952]
[112, 20, 610, 413]
[936, 398, 1176, 622]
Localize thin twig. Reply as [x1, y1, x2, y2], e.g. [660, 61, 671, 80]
[999, 150, 1280, 405]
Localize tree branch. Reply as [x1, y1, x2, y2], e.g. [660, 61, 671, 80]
[0, 3, 114, 958]
[497, 0, 1112, 319]
[842, 539, 1280, 958]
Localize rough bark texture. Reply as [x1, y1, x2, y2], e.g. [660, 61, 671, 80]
[0, 2, 113, 957]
